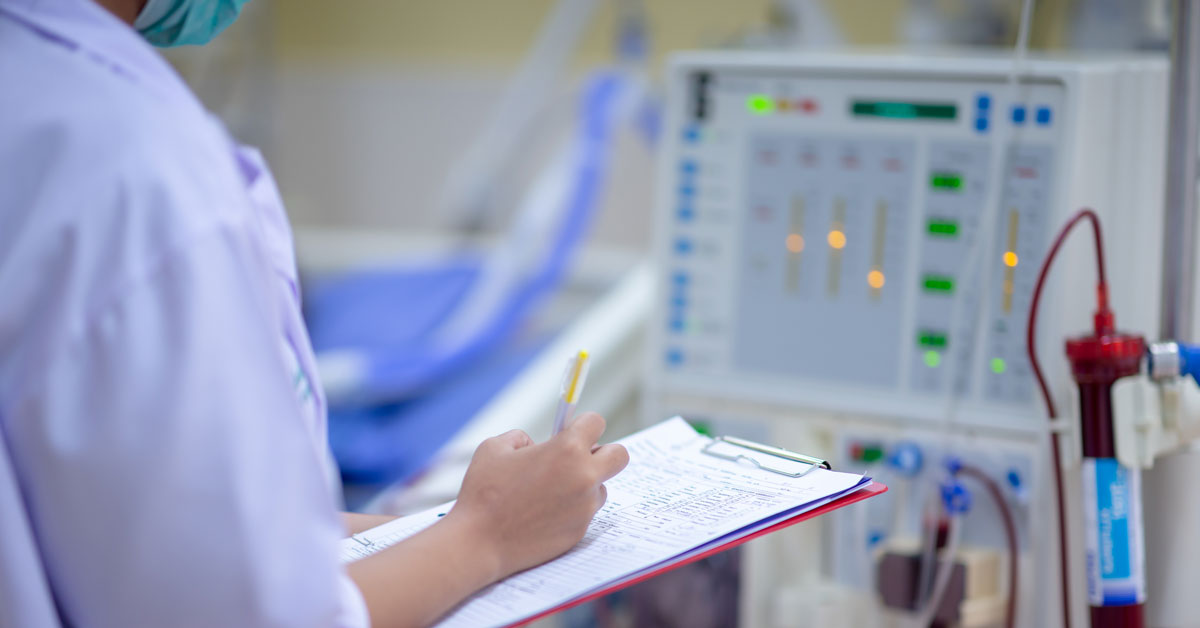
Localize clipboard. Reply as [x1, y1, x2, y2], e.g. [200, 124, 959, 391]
[510, 482, 887, 628]
[507, 432, 872, 627]
[341, 418, 887, 628]
[701, 434, 831, 478]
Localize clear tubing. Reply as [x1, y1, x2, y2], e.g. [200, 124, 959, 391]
[918, 3, 1033, 621]
[936, 0, 1035, 430]
[912, 514, 964, 628]
[915, 484, 941, 607]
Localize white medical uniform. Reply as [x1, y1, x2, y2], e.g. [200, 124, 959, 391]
[0, 0, 369, 625]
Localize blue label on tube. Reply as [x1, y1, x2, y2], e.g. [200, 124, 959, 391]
[1082, 458, 1145, 606]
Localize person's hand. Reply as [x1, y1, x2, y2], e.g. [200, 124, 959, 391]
[445, 413, 629, 581]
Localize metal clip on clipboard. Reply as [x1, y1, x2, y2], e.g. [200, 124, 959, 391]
[701, 435, 832, 478]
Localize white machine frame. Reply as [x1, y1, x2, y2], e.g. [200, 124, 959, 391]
[644, 50, 1168, 626]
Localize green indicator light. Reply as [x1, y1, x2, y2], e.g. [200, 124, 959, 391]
[851, 100, 957, 120]
[923, 275, 955, 294]
[924, 350, 942, 368]
[991, 358, 1007, 374]
[853, 101, 910, 117]
[918, 332, 948, 349]
[860, 446, 885, 463]
[927, 219, 959, 236]
[747, 94, 774, 115]
[930, 173, 964, 190]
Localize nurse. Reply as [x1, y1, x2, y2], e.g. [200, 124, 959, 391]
[0, 0, 629, 626]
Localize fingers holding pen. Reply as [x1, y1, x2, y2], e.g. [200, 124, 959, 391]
[560, 412, 629, 478]
[561, 412, 607, 448]
[591, 443, 629, 482]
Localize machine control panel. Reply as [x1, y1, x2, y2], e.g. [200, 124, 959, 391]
[656, 61, 1065, 421]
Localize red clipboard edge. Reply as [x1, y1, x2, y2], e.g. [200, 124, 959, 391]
[509, 482, 889, 627]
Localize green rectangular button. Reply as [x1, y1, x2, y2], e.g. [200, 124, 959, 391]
[918, 332, 948, 348]
[927, 219, 959, 236]
[923, 275, 955, 293]
[930, 173, 963, 190]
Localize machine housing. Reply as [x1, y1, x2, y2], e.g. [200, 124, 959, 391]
[644, 50, 1168, 626]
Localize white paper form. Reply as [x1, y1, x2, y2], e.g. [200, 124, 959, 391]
[341, 503, 453, 562]
[341, 417, 869, 628]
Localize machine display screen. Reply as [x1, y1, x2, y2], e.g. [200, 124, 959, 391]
[851, 100, 958, 120]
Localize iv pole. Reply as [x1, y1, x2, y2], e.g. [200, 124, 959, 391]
[1145, 1, 1200, 625]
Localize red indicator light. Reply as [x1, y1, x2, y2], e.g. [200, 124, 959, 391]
[801, 99, 818, 113]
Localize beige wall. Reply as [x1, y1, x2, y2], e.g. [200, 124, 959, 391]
[269, 0, 1075, 68]
[274, 0, 778, 68]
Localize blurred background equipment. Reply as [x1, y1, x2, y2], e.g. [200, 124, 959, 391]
[302, 67, 651, 487]
[164, 0, 1200, 626]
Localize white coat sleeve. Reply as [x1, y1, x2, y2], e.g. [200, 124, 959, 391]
[7, 221, 368, 628]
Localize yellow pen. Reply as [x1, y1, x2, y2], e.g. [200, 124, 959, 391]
[551, 350, 591, 436]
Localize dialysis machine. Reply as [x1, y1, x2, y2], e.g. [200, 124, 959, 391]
[644, 51, 1171, 626]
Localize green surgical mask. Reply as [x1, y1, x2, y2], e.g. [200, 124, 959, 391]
[134, 0, 251, 47]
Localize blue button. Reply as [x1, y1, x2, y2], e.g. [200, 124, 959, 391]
[975, 117, 989, 132]
[1011, 106, 1026, 124]
[674, 239, 692, 255]
[677, 207, 694, 222]
[666, 348, 684, 365]
[672, 272, 689, 286]
[681, 160, 698, 174]
[887, 442, 924, 476]
[1036, 106, 1052, 125]
[671, 296, 687, 308]
[683, 125, 700, 143]
[1007, 469, 1023, 490]
[679, 185, 696, 197]
[669, 318, 685, 332]
[976, 94, 991, 110]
